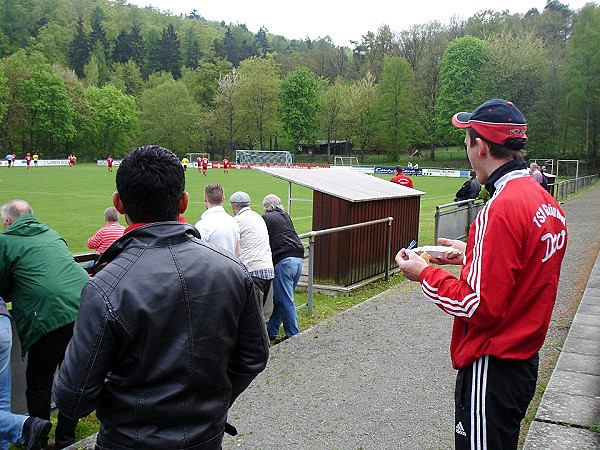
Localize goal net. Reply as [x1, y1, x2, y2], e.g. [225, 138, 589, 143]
[236, 150, 293, 166]
[334, 156, 359, 166]
[556, 159, 579, 180]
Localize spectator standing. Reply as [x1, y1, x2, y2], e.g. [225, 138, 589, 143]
[262, 194, 304, 342]
[53, 145, 268, 450]
[453, 170, 481, 202]
[230, 191, 274, 306]
[391, 165, 414, 188]
[0, 296, 52, 450]
[195, 183, 240, 256]
[530, 163, 550, 192]
[86, 207, 125, 255]
[0, 200, 88, 449]
[396, 99, 567, 450]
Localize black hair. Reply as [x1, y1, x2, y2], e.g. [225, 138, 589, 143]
[116, 145, 185, 223]
[467, 128, 525, 160]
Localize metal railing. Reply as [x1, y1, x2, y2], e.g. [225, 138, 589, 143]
[298, 217, 394, 314]
[553, 174, 598, 202]
[434, 199, 484, 242]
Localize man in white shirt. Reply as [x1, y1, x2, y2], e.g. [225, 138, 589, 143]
[195, 183, 240, 256]
[230, 191, 274, 307]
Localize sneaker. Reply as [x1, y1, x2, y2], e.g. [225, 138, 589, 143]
[272, 336, 288, 345]
[19, 417, 52, 450]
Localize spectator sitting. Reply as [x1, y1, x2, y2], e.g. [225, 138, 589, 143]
[84, 207, 125, 267]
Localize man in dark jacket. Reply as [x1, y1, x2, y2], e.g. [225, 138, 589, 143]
[262, 194, 304, 342]
[0, 200, 88, 449]
[454, 170, 481, 202]
[53, 145, 269, 450]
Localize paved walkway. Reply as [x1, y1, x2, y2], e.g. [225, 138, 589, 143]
[523, 251, 600, 449]
[66, 184, 600, 450]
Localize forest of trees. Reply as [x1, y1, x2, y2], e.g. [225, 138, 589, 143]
[0, 0, 598, 167]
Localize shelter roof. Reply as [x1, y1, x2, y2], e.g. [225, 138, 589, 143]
[256, 167, 424, 202]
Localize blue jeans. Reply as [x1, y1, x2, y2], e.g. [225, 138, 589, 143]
[0, 316, 27, 449]
[267, 257, 303, 338]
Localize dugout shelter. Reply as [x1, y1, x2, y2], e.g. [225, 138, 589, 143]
[257, 167, 424, 286]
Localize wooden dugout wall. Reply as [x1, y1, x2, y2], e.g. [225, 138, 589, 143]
[312, 191, 421, 286]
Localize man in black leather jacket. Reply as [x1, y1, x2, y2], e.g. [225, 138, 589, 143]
[53, 145, 269, 450]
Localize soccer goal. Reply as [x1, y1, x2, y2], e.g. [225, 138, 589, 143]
[334, 156, 359, 166]
[556, 159, 579, 180]
[236, 150, 293, 166]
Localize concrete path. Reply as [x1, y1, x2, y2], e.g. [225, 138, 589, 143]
[523, 251, 600, 449]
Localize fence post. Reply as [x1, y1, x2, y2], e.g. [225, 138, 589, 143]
[385, 218, 392, 281]
[307, 234, 315, 314]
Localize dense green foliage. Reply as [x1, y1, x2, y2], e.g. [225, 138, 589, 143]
[0, 0, 597, 168]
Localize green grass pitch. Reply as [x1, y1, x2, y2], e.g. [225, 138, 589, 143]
[0, 164, 464, 253]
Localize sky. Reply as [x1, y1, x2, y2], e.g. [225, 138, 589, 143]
[126, 0, 592, 46]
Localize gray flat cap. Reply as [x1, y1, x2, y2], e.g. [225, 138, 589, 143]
[230, 191, 251, 203]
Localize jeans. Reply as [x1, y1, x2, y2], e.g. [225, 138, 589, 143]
[0, 316, 27, 449]
[267, 257, 303, 339]
[26, 323, 79, 449]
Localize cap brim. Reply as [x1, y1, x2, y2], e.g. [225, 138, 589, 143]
[452, 112, 472, 128]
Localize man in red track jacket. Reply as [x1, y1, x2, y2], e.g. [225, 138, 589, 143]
[396, 99, 567, 450]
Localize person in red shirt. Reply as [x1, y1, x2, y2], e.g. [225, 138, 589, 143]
[106, 156, 114, 172]
[24, 153, 32, 170]
[396, 99, 567, 450]
[84, 207, 125, 268]
[222, 158, 229, 173]
[202, 158, 208, 176]
[390, 166, 414, 188]
[196, 156, 202, 173]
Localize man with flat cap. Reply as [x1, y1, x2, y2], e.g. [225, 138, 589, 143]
[396, 99, 567, 450]
[230, 191, 274, 308]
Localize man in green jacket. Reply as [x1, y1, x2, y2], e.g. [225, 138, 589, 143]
[0, 199, 88, 450]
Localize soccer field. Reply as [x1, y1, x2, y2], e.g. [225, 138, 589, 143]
[0, 164, 463, 253]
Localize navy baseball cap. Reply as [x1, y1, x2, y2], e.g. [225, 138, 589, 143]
[452, 98, 527, 147]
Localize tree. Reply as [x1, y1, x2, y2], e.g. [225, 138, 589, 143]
[181, 59, 232, 108]
[481, 30, 551, 155]
[562, 4, 600, 164]
[255, 27, 271, 56]
[138, 80, 202, 152]
[161, 24, 182, 79]
[183, 27, 202, 69]
[235, 56, 280, 150]
[319, 80, 350, 158]
[435, 35, 488, 147]
[0, 64, 8, 124]
[279, 66, 320, 149]
[16, 64, 76, 155]
[68, 17, 89, 78]
[83, 84, 139, 158]
[342, 72, 378, 153]
[213, 71, 240, 156]
[110, 60, 144, 97]
[373, 56, 414, 159]
[112, 30, 131, 64]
